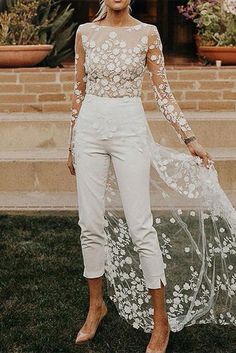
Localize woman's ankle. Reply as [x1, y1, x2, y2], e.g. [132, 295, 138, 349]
[89, 298, 105, 309]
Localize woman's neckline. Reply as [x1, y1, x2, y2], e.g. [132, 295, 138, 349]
[92, 21, 144, 29]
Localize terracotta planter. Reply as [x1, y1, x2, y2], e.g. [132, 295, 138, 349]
[194, 34, 201, 54]
[199, 46, 236, 65]
[0, 44, 53, 68]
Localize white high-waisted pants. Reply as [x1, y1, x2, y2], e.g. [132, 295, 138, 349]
[72, 94, 167, 289]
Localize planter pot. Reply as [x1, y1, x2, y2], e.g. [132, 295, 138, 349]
[0, 44, 53, 68]
[194, 34, 201, 54]
[199, 46, 236, 65]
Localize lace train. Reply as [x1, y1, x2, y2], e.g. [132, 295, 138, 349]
[103, 117, 236, 333]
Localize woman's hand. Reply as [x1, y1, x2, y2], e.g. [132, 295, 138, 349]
[67, 151, 76, 176]
[186, 139, 214, 169]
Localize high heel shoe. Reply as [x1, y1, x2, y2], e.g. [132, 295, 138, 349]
[145, 323, 171, 353]
[75, 301, 108, 345]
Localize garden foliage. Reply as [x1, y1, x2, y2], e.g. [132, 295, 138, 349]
[0, 0, 77, 66]
[178, 0, 236, 46]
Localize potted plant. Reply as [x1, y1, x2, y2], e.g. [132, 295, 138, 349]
[0, 0, 76, 68]
[177, 0, 236, 64]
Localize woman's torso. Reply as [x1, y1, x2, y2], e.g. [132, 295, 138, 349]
[79, 22, 152, 99]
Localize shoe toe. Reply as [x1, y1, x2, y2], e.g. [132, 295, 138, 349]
[75, 330, 89, 343]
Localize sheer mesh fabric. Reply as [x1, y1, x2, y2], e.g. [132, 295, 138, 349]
[71, 22, 194, 142]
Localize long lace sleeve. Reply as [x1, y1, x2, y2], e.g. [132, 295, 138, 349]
[146, 25, 195, 144]
[68, 25, 87, 150]
[71, 25, 87, 125]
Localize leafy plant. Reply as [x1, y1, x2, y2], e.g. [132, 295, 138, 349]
[177, 0, 236, 46]
[0, 0, 77, 67]
[0, 0, 46, 45]
[37, 0, 77, 67]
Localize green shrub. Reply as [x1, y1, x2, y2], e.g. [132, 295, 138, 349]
[0, 0, 77, 67]
[178, 1, 236, 46]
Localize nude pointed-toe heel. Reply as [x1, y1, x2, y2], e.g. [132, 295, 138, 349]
[145, 323, 170, 353]
[75, 302, 108, 345]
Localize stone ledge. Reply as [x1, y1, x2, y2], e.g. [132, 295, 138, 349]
[0, 190, 235, 211]
[1, 112, 235, 150]
[1, 147, 236, 161]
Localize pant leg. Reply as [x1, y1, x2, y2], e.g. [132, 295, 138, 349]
[74, 136, 111, 278]
[110, 138, 167, 289]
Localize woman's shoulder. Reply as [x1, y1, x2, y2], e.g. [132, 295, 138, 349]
[76, 22, 91, 31]
[78, 20, 155, 28]
[75, 22, 93, 36]
[76, 21, 158, 36]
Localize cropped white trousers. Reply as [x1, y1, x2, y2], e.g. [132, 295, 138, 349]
[72, 94, 167, 289]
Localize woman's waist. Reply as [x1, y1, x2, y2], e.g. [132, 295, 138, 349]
[84, 93, 142, 104]
[80, 93, 145, 118]
[75, 93, 147, 137]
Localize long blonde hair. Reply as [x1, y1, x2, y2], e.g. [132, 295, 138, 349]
[93, 0, 133, 23]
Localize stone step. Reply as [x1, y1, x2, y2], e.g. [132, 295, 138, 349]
[1, 190, 236, 212]
[1, 112, 236, 150]
[0, 148, 236, 193]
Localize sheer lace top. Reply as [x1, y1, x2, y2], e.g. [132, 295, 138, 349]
[71, 21, 194, 143]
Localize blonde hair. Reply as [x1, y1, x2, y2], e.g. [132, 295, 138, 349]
[93, 0, 133, 23]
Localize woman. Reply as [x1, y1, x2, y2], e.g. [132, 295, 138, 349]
[67, 1, 236, 352]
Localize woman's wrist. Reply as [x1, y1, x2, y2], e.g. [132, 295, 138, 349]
[184, 135, 197, 145]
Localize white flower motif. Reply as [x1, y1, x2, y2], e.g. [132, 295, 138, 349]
[101, 43, 109, 50]
[113, 48, 120, 55]
[93, 56, 100, 63]
[107, 63, 115, 70]
[179, 117, 188, 126]
[113, 75, 120, 83]
[101, 79, 108, 86]
[120, 41, 126, 48]
[167, 105, 175, 113]
[195, 300, 201, 307]
[137, 284, 144, 291]
[124, 305, 131, 313]
[183, 283, 190, 290]
[133, 47, 141, 54]
[89, 40, 96, 48]
[81, 34, 88, 42]
[125, 58, 132, 65]
[109, 31, 117, 39]
[141, 35, 148, 44]
[150, 54, 157, 61]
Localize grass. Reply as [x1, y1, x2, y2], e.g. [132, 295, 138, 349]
[0, 214, 235, 353]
